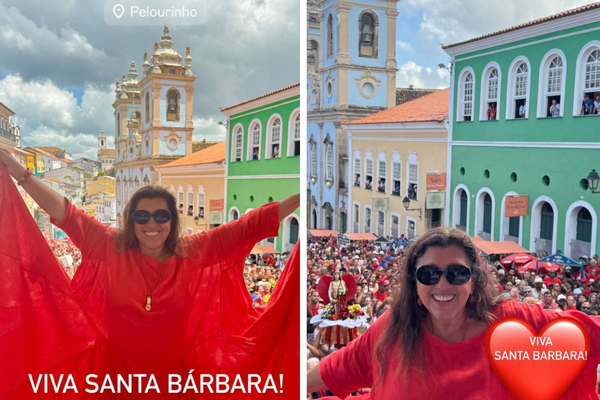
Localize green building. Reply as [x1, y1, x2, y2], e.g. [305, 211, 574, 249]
[221, 84, 300, 252]
[443, 3, 600, 258]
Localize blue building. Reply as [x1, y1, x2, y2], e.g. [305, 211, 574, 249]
[307, 0, 399, 232]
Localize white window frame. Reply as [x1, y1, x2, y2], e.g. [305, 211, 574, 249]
[247, 119, 262, 161]
[265, 114, 283, 159]
[406, 152, 418, 201]
[228, 206, 240, 222]
[456, 67, 475, 122]
[287, 108, 300, 157]
[309, 138, 318, 181]
[187, 185, 194, 217]
[505, 56, 531, 120]
[364, 205, 372, 233]
[325, 143, 333, 183]
[452, 184, 471, 233]
[177, 184, 184, 214]
[197, 184, 205, 219]
[364, 150, 373, 190]
[479, 62, 502, 121]
[475, 187, 495, 241]
[231, 123, 244, 162]
[406, 217, 417, 241]
[573, 41, 600, 116]
[537, 50, 566, 118]
[390, 211, 401, 238]
[376, 150, 386, 194]
[352, 201, 361, 233]
[353, 157, 361, 188]
[376, 210, 385, 237]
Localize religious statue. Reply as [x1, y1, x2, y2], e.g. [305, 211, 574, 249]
[328, 272, 348, 318]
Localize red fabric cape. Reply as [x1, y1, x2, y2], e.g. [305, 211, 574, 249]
[0, 162, 299, 399]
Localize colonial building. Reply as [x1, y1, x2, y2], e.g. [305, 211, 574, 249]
[34, 146, 72, 161]
[307, 0, 399, 233]
[343, 89, 449, 239]
[72, 158, 100, 175]
[114, 25, 196, 226]
[155, 142, 226, 235]
[97, 130, 116, 171]
[443, 3, 600, 258]
[221, 84, 300, 253]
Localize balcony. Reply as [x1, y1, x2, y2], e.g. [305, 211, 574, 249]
[0, 128, 15, 143]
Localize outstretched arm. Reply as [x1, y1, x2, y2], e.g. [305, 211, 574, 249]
[307, 365, 327, 393]
[278, 193, 300, 221]
[0, 148, 67, 223]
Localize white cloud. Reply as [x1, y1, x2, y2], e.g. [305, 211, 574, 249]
[192, 117, 226, 142]
[396, 61, 450, 89]
[396, 41, 413, 52]
[1, 26, 33, 50]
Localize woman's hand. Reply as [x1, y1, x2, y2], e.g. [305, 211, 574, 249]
[0, 148, 27, 180]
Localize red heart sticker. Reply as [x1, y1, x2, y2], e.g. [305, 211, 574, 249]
[486, 317, 590, 400]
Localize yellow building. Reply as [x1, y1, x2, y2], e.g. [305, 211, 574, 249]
[87, 176, 116, 197]
[155, 142, 225, 235]
[343, 89, 449, 240]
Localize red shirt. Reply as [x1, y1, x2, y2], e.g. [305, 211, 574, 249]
[320, 301, 600, 399]
[543, 277, 562, 286]
[373, 290, 388, 302]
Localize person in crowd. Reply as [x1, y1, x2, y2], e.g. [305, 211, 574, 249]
[519, 99, 527, 118]
[531, 276, 545, 299]
[307, 228, 600, 398]
[582, 302, 593, 315]
[581, 94, 595, 115]
[567, 295, 578, 311]
[499, 277, 513, 296]
[374, 278, 389, 302]
[594, 94, 600, 115]
[487, 103, 496, 120]
[549, 99, 560, 117]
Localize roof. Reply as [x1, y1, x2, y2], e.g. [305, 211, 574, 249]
[35, 146, 67, 154]
[443, 2, 600, 49]
[344, 88, 449, 125]
[473, 239, 530, 256]
[192, 140, 220, 153]
[98, 148, 116, 158]
[307, 229, 338, 237]
[60, 158, 73, 164]
[396, 87, 440, 106]
[42, 177, 64, 184]
[346, 233, 377, 241]
[25, 147, 59, 160]
[155, 141, 226, 168]
[250, 244, 280, 254]
[0, 102, 15, 116]
[220, 83, 300, 112]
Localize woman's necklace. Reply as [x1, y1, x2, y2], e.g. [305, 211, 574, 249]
[138, 252, 167, 312]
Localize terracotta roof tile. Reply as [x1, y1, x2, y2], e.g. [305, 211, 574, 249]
[98, 148, 116, 157]
[444, 2, 600, 49]
[344, 88, 449, 125]
[34, 146, 67, 154]
[25, 147, 59, 159]
[42, 177, 64, 184]
[155, 142, 226, 168]
[220, 83, 299, 112]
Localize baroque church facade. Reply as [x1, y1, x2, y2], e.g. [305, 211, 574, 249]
[113, 26, 196, 226]
[306, 0, 399, 232]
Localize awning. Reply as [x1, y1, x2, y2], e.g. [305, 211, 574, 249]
[346, 233, 377, 241]
[250, 244, 280, 254]
[472, 240, 529, 256]
[374, 235, 390, 243]
[307, 229, 338, 237]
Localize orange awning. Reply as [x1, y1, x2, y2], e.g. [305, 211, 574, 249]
[473, 239, 529, 256]
[308, 229, 338, 237]
[250, 244, 280, 254]
[346, 233, 377, 241]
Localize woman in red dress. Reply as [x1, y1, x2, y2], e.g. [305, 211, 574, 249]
[307, 227, 600, 399]
[0, 149, 300, 399]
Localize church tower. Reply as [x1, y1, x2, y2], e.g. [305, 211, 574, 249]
[98, 129, 106, 150]
[307, 0, 399, 232]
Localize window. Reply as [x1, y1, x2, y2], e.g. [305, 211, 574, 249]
[408, 164, 418, 200]
[248, 122, 261, 161]
[462, 73, 474, 121]
[354, 158, 361, 187]
[377, 211, 385, 236]
[289, 218, 299, 244]
[166, 89, 180, 122]
[178, 191, 184, 214]
[576, 208, 592, 242]
[145, 92, 150, 123]
[391, 214, 399, 238]
[327, 14, 333, 58]
[377, 160, 386, 193]
[325, 144, 333, 183]
[539, 52, 565, 118]
[310, 140, 317, 182]
[359, 11, 378, 58]
[310, 40, 319, 72]
[117, 112, 121, 137]
[540, 203, 554, 240]
[507, 59, 530, 119]
[573, 44, 600, 116]
[364, 206, 371, 233]
[365, 159, 373, 190]
[233, 127, 243, 162]
[481, 65, 500, 121]
[353, 203, 359, 233]
[187, 192, 194, 216]
[483, 194, 492, 234]
[509, 216, 519, 237]
[293, 114, 300, 156]
[585, 50, 600, 92]
[197, 192, 205, 218]
[269, 118, 281, 158]
[288, 111, 300, 157]
[392, 162, 401, 196]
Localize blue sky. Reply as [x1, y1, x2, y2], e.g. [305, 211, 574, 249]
[392, 0, 598, 89]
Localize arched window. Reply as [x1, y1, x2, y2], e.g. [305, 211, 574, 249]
[577, 208, 592, 243]
[166, 89, 180, 122]
[233, 126, 243, 162]
[480, 66, 500, 120]
[538, 53, 565, 118]
[309, 139, 317, 182]
[325, 143, 333, 183]
[457, 70, 474, 121]
[248, 122, 261, 161]
[327, 13, 334, 58]
[288, 111, 300, 157]
[310, 40, 319, 71]
[117, 112, 121, 137]
[585, 50, 600, 93]
[293, 113, 300, 156]
[145, 92, 150, 123]
[269, 117, 281, 158]
[573, 43, 600, 115]
[507, 59, 530, 119]
[459, 190, 468, 231]
[312, 209, 318, 229]
[359, 11, 378, 58]
[483, 194, 492, 234]
[540, 203, 554, 240]
[289, 218, 299, 244]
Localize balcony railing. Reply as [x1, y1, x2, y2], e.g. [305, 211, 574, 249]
[0, 128, 15, 143]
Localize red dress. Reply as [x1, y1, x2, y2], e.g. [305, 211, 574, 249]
[0, 163, 299, 399]
[320, 301, 600, 399]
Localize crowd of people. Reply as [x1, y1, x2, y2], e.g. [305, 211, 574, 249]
[47, 238, 82, 279]
[244, 252, 289, 306]
[306, 236, 600, 398]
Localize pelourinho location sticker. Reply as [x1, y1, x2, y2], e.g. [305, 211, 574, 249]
[485, 317, 590, 400]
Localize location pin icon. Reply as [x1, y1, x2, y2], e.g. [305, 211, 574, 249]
[113, 4, 125, 19]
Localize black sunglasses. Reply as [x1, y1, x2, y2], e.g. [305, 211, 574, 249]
[582, 306, 591, 310]
[416, 264, 472, 286]
[131, 209, 172, 224]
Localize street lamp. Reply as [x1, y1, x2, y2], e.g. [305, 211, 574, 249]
[587, 169, 600, 193]
[402, 196, 422, 219]
[438, 63, 452, 74]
